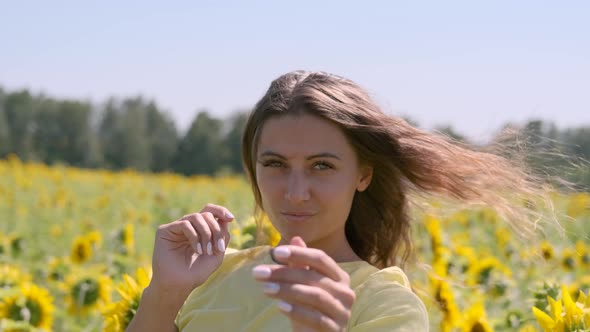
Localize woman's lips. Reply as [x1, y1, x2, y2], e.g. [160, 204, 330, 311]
[281, 212, 315, 222]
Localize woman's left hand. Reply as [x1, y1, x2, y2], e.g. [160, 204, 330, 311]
[252, 237, 356, 332]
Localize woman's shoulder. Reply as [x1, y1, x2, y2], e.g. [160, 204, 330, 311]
[348, 266, 429, 331]
[359, 265, 411, 289]
[340, 261, 410, 289]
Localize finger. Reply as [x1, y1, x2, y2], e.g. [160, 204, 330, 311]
[276, 300, 341, 332]
[184, 213, 211, 255]
[219, 216, 230, 248]
[200, 203, 235, 222]
[285, 236, 309, 269]
[160, 220, 200, 253]
[263, 282, 350, 325]
[290, 236, 307, 248]
[200, 212, 226, 254]
[271, 236, 307, 265]
[253, 264, 325, 285]
[253, 265, 356, 308]
[270, 246, 349, 283]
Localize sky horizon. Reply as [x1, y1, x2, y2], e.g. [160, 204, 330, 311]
[1, 1, 589, 144]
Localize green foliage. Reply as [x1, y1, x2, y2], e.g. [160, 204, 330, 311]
[3, 90, 36, 160]
[173, 111, 225, 175]
[223, 112, 249, 173]
[0, 90, 10, 158]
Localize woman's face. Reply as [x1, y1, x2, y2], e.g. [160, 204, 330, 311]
[255, 113, 372, 252]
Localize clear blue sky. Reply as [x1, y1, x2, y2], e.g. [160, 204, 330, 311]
[1, 1, 589, 143]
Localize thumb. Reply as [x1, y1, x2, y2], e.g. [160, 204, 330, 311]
[290, 236, 307, 248]
[288, 236, 308, 269]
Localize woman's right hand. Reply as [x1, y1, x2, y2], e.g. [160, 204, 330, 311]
[149, 203, 235, 295]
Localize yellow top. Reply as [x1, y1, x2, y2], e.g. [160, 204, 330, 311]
[175, 246, 429, 331]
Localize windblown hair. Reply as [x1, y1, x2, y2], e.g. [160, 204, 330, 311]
[241, 70, 555, 269]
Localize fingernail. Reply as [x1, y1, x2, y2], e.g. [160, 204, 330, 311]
[263, 282, 280, 294]
[196, 242, 203, 255]
[206, 242, 213, 255]
[277, 301, 292, 313]
[273, 246, 291, 259]
[224, 211, 235, 219]
[217, 238, 226, 253]
[252, 266, 271, 279]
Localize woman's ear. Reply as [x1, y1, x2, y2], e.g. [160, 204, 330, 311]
[357, 166, 373, 192]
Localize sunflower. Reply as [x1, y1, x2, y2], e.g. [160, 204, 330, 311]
[85, 230, 103, 248]
[467, 256, 512, 287]
[429, 263, 460, 332]
[0, 283, 55, 330]
[452, 245, 477, 274]
[540, 241, 554, 260]
[47, 256, 71, 282]
[0, 264, 32, 289]
[575, 240, 590, 268]
[118, 223, 134, 256]
[260, 214, 280, 247]
[70, 235, 93, 264]
[569, 275, 590, 297]
[460, 302, 493, 332]
[63, 268, 112, 315]
[424, 215, 444, 250]
[241, 214, 281, 248]
[8, 236, 24, 258]
[532, 285, 589, 332]
[102, 267, 151, 331]
[561, 248, 576, 271]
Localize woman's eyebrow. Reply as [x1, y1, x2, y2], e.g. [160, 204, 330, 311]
[306, 153, 341, 160]
[258, 150, 341, 160]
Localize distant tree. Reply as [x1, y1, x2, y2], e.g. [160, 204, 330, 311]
[31, 98, 60, 163]
[433, 125, 468, 143]
[562, 127, 590, 160]
[400, 115, 420, 128]
[98, 97, 154, 171]
[98, 99, 124, 169]
[0, 88, 10, 157]
[174, 111, 223, 175]
[560, 126, 590, 190]
[119, 97, 151, 171]
[522, 120, 566, 174]
[3, 90, 36, 160]
[33, 99, 97, 167]
[145, 102, 179, 172]
[489, 119, 589, 188]
[222, 111, 249, 173]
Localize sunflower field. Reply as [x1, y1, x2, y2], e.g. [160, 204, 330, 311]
[1, 155, 589, 331]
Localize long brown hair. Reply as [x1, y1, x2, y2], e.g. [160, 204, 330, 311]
[241, 70, 556, 269]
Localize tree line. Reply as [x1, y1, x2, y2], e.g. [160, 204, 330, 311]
[0, 87, 248, 175]
[0, 86, 588, 189]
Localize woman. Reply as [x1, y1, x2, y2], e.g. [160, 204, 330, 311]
[128, 71, 548, 331]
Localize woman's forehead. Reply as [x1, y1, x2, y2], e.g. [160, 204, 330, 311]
[256, 114, 354, 158]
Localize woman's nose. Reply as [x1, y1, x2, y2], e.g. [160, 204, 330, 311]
[284, 172, 311, 202]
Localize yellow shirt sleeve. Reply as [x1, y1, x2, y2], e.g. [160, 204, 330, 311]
[348, 266, 429, 331]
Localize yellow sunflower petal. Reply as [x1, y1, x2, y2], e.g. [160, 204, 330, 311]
[532, 307, 555, 331]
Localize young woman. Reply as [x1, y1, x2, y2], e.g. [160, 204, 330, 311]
[128, 70, 548, 331]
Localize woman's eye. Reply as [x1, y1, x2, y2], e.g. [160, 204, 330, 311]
[262, 160, 283, 168]
[313, 162, 332, 170]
